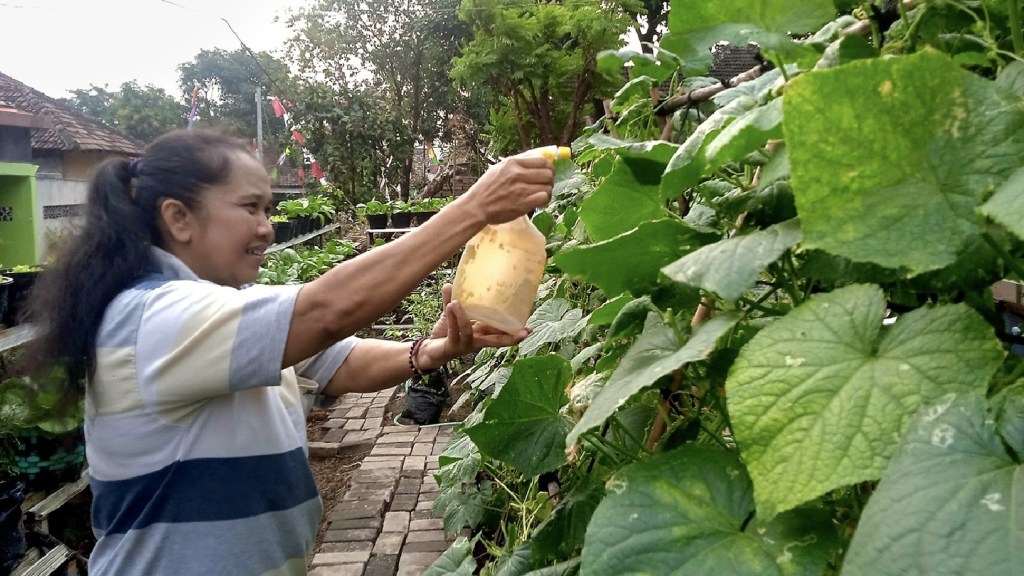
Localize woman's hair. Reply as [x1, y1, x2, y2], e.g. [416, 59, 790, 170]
[23, 128, 252, 395]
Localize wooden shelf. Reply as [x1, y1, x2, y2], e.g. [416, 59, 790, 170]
[0, 324, 37, 353]
[267, 223, 341, 254]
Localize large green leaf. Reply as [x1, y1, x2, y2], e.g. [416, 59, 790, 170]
[465, 355, 574, 476]
[663, 218, 801, 301]
[567, 313, 738, 447]
[579, 157, 667, 241]
[727, 284, 1005, 518]
[991, 382, 1024, 456]
[553, 219, 717, 297]
[979, 167, 1024, 242]
[996, 60, 1024, 96]
[706, 97, 785, 170]
[661, 0, 835, 74]
[843, 394, 1024, 576]
[520, 299, 586, 357]
[581, 445, 838, 576]
[785, 50, 1024, 273]
[424, 537, 476, 576]
[531, 480, 605, 562]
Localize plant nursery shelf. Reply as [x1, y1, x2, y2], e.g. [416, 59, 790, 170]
[267, 223, 341, 254]
[0, 324, 37, 353]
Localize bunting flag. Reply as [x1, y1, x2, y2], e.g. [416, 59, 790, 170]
[267, 95, 328, 185]
[425, 142, 439, 165]
[270, 97, 287, 118]
[187, 82, 200, 129]
[291, 130, 305, 145]
[311, 161, 325, 181]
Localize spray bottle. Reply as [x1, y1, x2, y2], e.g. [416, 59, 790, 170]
[452, 145, 572, 334]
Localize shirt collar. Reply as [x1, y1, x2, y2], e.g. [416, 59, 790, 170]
[150, 246, 200, 282]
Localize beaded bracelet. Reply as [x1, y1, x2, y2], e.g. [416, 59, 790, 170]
[408, 337, 437, 378]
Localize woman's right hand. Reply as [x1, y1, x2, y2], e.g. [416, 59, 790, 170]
[456, 155, 555, 225]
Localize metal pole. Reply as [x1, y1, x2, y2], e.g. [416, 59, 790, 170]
[255, 86, 264, 160]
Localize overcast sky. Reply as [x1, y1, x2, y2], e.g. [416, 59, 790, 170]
[0, 0, 307, 100]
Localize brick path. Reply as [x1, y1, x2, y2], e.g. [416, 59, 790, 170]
[308, 387, 456, 576]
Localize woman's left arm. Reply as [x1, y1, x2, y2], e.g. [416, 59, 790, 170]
[322, 285, 527, 397]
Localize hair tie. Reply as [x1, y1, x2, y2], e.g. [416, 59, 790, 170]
[128, 157, 143, 178]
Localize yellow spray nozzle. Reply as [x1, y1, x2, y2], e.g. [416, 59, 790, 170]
[538, 146, 572, 161]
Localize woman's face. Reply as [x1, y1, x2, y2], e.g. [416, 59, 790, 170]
[183, 152, 275, 288]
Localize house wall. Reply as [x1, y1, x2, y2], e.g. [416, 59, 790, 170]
[0, 162, 40, 267]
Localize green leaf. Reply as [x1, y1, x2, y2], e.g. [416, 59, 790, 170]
[520, 299, 586, 357]
[706, 98, 784, 170]
[980, 167, 1024, 242]
[785, 50, 1024, 273]
[597, 48, 680, 83]
[531, 480, 605, 562]
[553, 219, 717, 297]
[425, 537, 477, 576]
[567, 313, 738, 447]
[587, 294, 631, 327]
[996, 60, 1024, 96]
[465, 355, 574, 476]
[521, 558, 580, 576]
[663, 218, 801, 301]
[660, 96, 757, 199]
[579, 157, 669, 241]
[581, 445, 837, 576]
[843, 394, 1024, 576]
[727, 284, 1005, 518]
[493, 543, 535, 576]
[661, 0, 836, 74]
[990, 382, 1024, 456]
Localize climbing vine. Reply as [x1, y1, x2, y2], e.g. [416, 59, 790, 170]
[429, 1, 1024, 574]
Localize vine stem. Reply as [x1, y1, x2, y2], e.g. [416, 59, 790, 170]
[1009, 0, 1024, 58]
[982, 233, 1024, 281]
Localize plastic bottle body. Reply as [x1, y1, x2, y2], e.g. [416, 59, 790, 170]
[452, 145, 570, 334]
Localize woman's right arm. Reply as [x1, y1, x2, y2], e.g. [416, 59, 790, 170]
[281, 155, 554, 368]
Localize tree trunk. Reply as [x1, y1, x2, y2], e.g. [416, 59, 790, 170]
[511, 90, 531, 150]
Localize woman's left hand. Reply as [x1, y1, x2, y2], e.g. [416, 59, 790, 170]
[416, 284, 529, 371]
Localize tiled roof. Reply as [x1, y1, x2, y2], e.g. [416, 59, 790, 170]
[0, 70, 143, 155]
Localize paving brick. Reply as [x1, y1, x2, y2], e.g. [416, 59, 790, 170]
[400, 468, 423, 479]
[365, 406, 386, 419]
[342, 489, 393, 503]
[410, 510, 435, 521]
[352, 468, 402, 485]
[322, 419, 346, 429]
[322, 541, 374, 554]
[364, 554, 398, 576]
[364, 417, 384, 429]
[408, 518, 444, 531]
[309, 565, 364, 576]
[311, 550, 372, 566]
[345, 407, 368, 419]
[324, 528, 380, 543]
[402, 540, 450, 554]
[415, 500, 435, 512]
[323, 428, 348, 443]
[309, 442, 340, 458]
[378, 433, 418, 444]
[421, 477, 439, 489]
[396, 478, 421, 494]
[398, 551, 443, 572]
[373, 531, 405, 555]
[361, 460, 402, 470]
[344, 419, 366, 431]
[405, 530, 446, 544]
[389, 494, 417, 512]
[415, 427, 438, 441]
[410, 443, 433, 456]
[329, 499, 386, 521]
[385, 425, 421, 433]
[325, 517, 383, 532]
[359, 429, 384, 441]
[339, 436, 374, 454]
[402, 456, 426, 471]
[382, 511, 410, 532]
[371, 444, 412, 456]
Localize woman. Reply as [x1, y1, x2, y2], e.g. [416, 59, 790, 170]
[24, 128, 554, 575]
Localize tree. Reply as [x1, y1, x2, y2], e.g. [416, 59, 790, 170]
[177, 48, 293, 147]
[61, 82, 186, 143]
[285, 0, 479, 198]
[451, 0, 639, 153]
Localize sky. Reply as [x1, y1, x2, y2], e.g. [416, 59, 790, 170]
[0, 0, 308, 100]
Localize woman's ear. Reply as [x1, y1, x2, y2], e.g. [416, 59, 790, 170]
[159, 198, 195, 244]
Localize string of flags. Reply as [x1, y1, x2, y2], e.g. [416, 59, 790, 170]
[268, 96, 326, 185]
[187, 82, 201, 129]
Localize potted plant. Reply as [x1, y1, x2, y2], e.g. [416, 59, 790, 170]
[0, 265, 42, 328]
[0, 275, 12, 329]
[356, 200, 389, 229]
[389, 199, 413, 228]
[411, 196, 449, 226]
[277, 198, 311, 235]
[270, 214, 293, 244]
[305, 194, 337, 229]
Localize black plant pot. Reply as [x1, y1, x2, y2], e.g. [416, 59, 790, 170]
[0, 276, 12, 328]
[0, 269, 40, 328]
[0, 478, 26, 573]
[414, 211, 438, 226]
[390, 211, 412, 228]
[273, 221, 294, 244]
[366, 214, 388, 229]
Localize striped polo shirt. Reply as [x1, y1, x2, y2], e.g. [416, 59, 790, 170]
[86, 248, 357, 575]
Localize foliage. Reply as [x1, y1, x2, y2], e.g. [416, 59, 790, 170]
[60, 81, 186, 142]
[0, 368, 85, 473]
[429, 1, 1024, 574]
[177, 48, 292, 144]
[451, 0, 640, 153]
[355, 200, 390, 218]
[257, 239, 358, 285]
[275, 194, 336, 225]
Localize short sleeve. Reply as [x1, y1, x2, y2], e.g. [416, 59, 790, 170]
[295, 336, 360, 395]
[134, 280, 302, 408]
